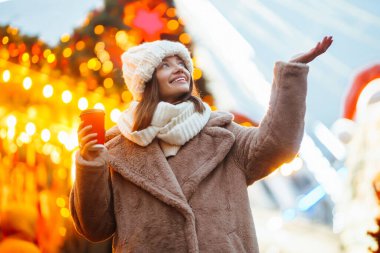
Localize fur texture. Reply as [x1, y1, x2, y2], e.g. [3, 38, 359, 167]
[70, 61, 309, 253]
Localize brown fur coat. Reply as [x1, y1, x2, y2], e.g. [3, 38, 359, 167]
[70, 61, 309, 252]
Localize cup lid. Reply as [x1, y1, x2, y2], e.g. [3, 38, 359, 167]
[80, 108, 105, 115]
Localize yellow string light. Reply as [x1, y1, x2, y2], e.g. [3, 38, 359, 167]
[2, 69, 11, 82]
[41, 129, 51, 142]
[78, 97, 89, 110]
[2, 36, 9, 45]
[167, 20, 179, 31]
[61, 90, 72, 104]
[23, 77, 32, 90]
[25, 122, 36, 136]
[62, 48, 72, 58]
[179, 33, 191, 44]
[94, 25, 105, 35]
[103, 77, 114, 89]
[111, 109, 121, 123]
[43, 84, 54, 98]
[60, 34, 71, 43]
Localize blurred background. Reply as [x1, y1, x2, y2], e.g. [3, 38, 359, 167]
[0, 0, 380, 252]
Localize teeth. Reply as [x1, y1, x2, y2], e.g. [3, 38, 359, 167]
[172, 77, 185, 83]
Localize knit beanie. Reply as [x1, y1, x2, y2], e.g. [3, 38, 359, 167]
[121, 40, 194, 101]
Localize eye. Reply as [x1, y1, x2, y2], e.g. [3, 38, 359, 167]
[178, 61, 185, 67]
[160, 62, 169, 68]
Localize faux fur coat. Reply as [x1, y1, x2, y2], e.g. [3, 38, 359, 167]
[70, 61, 309, 252]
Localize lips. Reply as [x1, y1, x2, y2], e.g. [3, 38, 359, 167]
[170, 75, 187, 84]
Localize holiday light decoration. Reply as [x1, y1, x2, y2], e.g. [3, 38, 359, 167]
[0, 0, 210, 251]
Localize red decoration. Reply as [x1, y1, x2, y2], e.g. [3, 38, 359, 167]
[343, 64, 380, 120]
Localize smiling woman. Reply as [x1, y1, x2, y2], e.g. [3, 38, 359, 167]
[70, 38, 332, 253]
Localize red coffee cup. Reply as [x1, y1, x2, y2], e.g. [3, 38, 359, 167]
[80, 109, 105, 145]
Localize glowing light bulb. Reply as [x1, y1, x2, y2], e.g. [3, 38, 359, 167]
[23, 77, 32, 90]
[111, 109, 121, 123]
[25, 122, 36, 135]
[2, 70, 11, 82]
[78, 97, 88, 110]
[41, 129, 51, 142]
[43, 84, 53, 98]
[62, 90, 72, 103]
[6, 115, 16, 127]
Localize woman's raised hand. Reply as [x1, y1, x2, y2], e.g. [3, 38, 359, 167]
[77, 122, 100, 160]
[290, 36, 333, 64]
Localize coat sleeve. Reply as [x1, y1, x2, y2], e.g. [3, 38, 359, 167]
[69, 148, 116, 242]
[229, 61, 308, 185]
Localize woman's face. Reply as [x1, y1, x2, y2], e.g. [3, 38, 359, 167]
[155, 55, 191, 104]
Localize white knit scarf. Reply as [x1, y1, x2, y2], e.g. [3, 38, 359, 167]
[117, 100, 211, 157]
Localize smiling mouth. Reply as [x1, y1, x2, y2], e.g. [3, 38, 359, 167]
[170, 77, 187, 84]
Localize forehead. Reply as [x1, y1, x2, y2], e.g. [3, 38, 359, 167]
[162, 55, 183, 61]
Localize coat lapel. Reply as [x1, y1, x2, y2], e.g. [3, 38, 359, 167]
[106, 133, 192, 216]
[168, 111, 235, 200]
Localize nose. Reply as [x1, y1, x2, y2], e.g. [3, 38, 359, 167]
[174, 64, 186, 73]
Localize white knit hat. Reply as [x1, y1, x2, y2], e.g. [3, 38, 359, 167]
[121, 40, 194, 101]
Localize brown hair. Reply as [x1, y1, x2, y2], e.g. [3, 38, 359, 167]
[132, 73, 205, 131]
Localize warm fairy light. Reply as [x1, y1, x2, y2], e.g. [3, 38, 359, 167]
[26, 122, 36, 136]
[2, 70, 11, 82]
[51, 149, 61, 164]
[63, 131, 78, 151]
[62, 48, 72, 58]
[94, 103, 105, 110]
[94, 25, 105, 35]
[23, 77, 32, 90]
[21, 52, 30, 62]
[19, 132, 31, 144]
[58, 131, 68, 144]
[31, 55, 39, 63]
[87, 58, 101, 71]
[179, 33, 191, 44]
[7, 128, 15, 140]
[60, 34, 70, 43]
[43, 84, 54, 98]
[167, 20, 179, 31]
[75, 41, 86, 51]
[78, 97, 88, 110]
[43, 49, 51, 58]
[2, 36, 9, 45]
[60, 207, 70, 218]
[62, 90, 72, 104]
[41, 129, 51, 142]
[102, 60, 113, 74]
[6, 115, 17, 128]
[7, 26, 18, 35]
[193, 68, 202, 80]
[95, 42, 105, 51]
[47, 54, 56, 63]
[166, 8, 176, 17]
[56, 197, 66, 208]
[115, 30, 128, 49]
[79, 62, 89, 76]
[111, 109, 121, 123]
[103, 77, 114, 89]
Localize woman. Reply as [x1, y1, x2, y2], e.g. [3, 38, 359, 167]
[70, 37, 333, 252]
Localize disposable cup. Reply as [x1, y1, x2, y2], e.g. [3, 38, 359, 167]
[80, 109, 105, 146]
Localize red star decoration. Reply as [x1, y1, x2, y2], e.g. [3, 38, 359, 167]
[132, 8, 165, 41]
